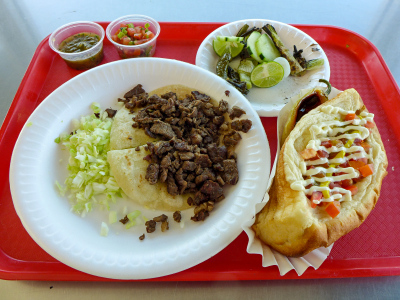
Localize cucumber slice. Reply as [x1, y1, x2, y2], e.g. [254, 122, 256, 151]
[216, 36, 244, 42]
[246, 31, 263, 63]
[255, 34, 281, 62]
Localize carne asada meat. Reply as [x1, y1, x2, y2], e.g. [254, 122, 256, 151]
[120, 84, 252, 222]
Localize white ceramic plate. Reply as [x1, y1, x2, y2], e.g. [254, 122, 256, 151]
[195, 19, 330, 117]
[9, 58, 270, 280]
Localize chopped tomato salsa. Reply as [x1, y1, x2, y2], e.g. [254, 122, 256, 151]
[110, 23, 156, 58]
[112, 23, 155, 46]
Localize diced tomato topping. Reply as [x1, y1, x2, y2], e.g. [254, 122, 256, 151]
[359, 164, 374, 177]
[345, 113, 356, 121]
[341, 179, 353, 188]
[365, 121, 375, 128]
[307, 165, 315, 170]
[344, 185, 358, 195]
[339, 161, 350, 168]
[311, 191, 323, 201]
[325, 201, 341, 218]
[361, 141, 371, 152]
[320, 140, 332, 148]
[300, 148, 318, 160]
[310, 191, 322, 208]
[349, 160, 366, 169]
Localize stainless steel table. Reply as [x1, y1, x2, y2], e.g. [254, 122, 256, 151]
[1, 0, 400, 299]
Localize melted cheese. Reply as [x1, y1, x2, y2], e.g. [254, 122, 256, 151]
[290, 105, 374, 204]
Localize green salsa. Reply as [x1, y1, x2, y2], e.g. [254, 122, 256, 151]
[58, 32, 104, 70]
[62, 46, 104, 70]
[59, 32, 100, 53]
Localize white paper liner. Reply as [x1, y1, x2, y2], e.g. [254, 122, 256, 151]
[242, 87, 341, 276]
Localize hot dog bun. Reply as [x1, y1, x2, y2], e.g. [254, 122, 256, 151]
[252, 89, 388, 257]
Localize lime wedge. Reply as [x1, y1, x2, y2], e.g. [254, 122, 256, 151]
[250, 61, 284, 88]
[216, 36, 244, 43]
[213, 39, 244, 58]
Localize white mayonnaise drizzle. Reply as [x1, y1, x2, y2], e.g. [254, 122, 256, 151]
[290, 105, 374, 205]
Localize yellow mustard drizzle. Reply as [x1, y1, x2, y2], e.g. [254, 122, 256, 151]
[290, 106, 374, 204]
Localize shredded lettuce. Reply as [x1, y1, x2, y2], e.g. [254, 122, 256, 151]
[109, 211, 118, 224]
[100, 222, 109, 237]
[127, 210, 141, 221]
[125, 221, 136, 229]
[55, 103, 122, 215]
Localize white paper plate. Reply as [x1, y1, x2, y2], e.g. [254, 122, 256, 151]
[9, 58, 271, 280]
[195, 19, 330, 117]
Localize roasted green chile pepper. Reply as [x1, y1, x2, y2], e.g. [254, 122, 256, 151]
[216, 50, 232, 79]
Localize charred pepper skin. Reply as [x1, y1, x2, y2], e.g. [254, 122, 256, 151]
[263, 24, 305, 76]
[216, 50, 232, 79]
[236, 24, 249, 37]
[227, 79, 249, 95]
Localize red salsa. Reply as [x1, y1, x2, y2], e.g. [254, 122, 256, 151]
[112, 23, 155, 46]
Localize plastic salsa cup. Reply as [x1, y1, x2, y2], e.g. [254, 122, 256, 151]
[106, 15, 160, 59]
[49, 21, 105, 70]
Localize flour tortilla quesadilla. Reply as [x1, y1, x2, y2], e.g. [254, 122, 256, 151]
[107, 145, 191, 211]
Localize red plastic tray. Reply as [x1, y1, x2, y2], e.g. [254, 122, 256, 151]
[1, 22, 400, 281]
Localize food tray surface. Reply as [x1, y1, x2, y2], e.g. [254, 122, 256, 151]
[1, 22, 400, 281]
